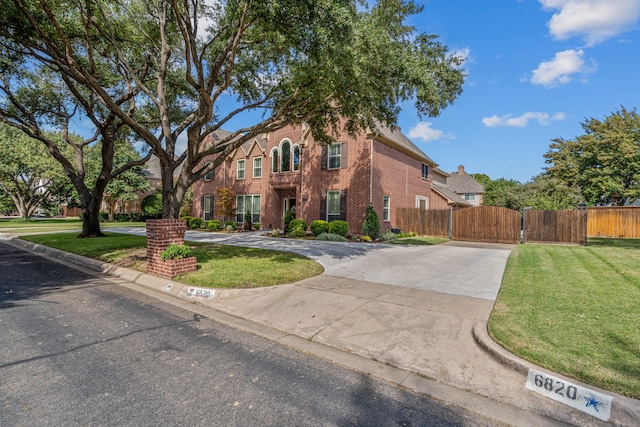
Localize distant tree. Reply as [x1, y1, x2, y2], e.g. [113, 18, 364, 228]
[545, 107, 640, 205]
[100, 143, 151, 221]
[482, 178, 521, 208]
[141, 193, 163, 218]
[471, 173, 491, 187]
[0, 124, 71, 218]
[505, 175, 583, 211]
[179, 188, 194, 218]
[0, 189, 14, 214]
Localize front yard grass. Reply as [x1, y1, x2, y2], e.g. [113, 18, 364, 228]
[489, 238, 640, 399]
[388, 236, 449, 245]
[20, 232, 323, 289]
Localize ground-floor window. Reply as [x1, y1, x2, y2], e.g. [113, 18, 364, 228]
[327, 190, 341, 222]
[416, 196, 429, 210]
[203, 195, 213, 221]
[236, 194, 261, 224]
[383, 195, 390, 221]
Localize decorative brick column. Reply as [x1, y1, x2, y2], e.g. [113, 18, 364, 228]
[146, 219, 196, 279]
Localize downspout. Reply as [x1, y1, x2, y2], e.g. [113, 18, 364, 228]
[369, 139, 374, 204]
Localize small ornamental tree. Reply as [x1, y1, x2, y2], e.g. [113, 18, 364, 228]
[216, 187, 235, 223]
[362, 204, 380, 239]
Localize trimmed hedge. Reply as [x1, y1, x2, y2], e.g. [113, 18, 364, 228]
[207, 220, 221, 231]
[328, 220, 349, 237]
[310, 220, 329, 236]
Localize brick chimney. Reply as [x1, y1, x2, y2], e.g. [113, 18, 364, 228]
[458, 165, 465, 175]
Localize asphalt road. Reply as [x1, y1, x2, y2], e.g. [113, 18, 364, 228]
[0, 243, 503, 426]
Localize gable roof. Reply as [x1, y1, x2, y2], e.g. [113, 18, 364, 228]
[431, 183, 473, 207]
[447, 172, 484, 194]
[367, 123, 438, 166]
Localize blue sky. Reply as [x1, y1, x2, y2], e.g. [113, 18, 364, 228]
[396, 0, 640, 182]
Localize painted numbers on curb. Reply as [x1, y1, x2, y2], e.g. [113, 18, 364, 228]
[186, 287, 216, 299]
[525, 368, 612, 422]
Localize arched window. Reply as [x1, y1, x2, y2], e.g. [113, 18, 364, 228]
[271, 148, 279, 173]
[280, 140, 291, 172]
[293, 145, 300, 171]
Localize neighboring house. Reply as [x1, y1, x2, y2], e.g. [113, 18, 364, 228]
[445, 165, 484, 207]
[429, 168, 473, 209]
[191, 123, 451, 234]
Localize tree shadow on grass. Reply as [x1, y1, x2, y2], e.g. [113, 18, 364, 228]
[587, 238, 640, 249]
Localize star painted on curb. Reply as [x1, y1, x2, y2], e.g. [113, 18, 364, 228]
[584, 395, 602, 412]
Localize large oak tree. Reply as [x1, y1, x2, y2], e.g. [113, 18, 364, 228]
[1, 0, 465, 218]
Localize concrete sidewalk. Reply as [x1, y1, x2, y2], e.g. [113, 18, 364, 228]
[4, 231, 639, 426]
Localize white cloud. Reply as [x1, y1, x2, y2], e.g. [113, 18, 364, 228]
[530, 49, 596, 87]
[539, 0, 640, 46]
[407, 122, 445, 141]
[482, 112, 566, 128]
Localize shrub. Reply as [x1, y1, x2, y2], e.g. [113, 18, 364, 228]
[361, 235, 372, 242]
[397, 231, 417, 238]
[187, 217, 203, 229]
[328, 220, 349, 237]
[225, 224, 235, 232]
[160, 244, 192, 260]
[129, 212, 143, 222]
[316, 232, 347, 242]
[310, 220, 329, 236]
[288, 219, 307, 232]
[114, 213, 130, 222]
[283, 209, 294, 231]
[224, 221, 237, 230]
[98, 211, 109, 222]
[244, 209, 252, 230]
[253, 223, 260, 230]
[362, 204, 380, 240]
[141, 193, 162, 217]
[288, 226, 307, 238]
[379, 230, 397, 241]
[270, 228, 281, 237]
[207, 220, 221, 231]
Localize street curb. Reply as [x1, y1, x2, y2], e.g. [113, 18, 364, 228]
[472, 322, 640, 427]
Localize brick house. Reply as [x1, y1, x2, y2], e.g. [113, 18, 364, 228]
[445, 165, 484, 207]
[191, 123, 457, 234]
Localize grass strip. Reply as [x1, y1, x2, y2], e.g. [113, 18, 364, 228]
[20, 232, 323, 289]
[489, 238, 640, 399]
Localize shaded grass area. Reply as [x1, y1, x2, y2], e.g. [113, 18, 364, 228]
[20, 232, 323, 289]
[489, 238, 640, 399]
[388, 236, 449, 245]
[0, 218, 144, 234]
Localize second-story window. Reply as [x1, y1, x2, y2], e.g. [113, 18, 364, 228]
[281, 140, 291, 172]
[203, 162, 213, 181]
[328, 143, 341, 169]
[253, 157, 262, 178]
[272, 149, 279, 173]
[237, 159, 245, 179]
[293, 145, 300, 171]
[422, 163, 429, 179]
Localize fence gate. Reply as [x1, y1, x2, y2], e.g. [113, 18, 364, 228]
[524, 209, 587, 245]
[452, 206, 520, 244]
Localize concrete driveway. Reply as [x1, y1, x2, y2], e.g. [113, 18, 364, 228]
[113, 228, 513, 301]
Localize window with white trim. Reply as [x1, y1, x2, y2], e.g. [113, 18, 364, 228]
[328, 143, 341, 169]
[464, 193, 476, 201]
[271, 148, 279, 173]
[253, 157, 262, 178]
[293, 145, 300, 171]
[237, 159, 245, 179]
[416, 197, 429, 210]
[383, 195, 390, 221]
[281, 140, 291, 172]
[421, 163, 429, 179]
[236, 194, 261, 223]
[327, 190, 340, 222]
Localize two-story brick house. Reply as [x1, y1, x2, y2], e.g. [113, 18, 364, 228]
[191, 123, 448, 235]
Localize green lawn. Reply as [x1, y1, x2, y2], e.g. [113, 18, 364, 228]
[20, 232, 323, 289]
[489, 238, 640, 399]
[0, 218, 144, 234]
[388, 236, 449, 245]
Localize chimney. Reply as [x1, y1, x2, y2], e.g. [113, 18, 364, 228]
[458, 165, 465, 175]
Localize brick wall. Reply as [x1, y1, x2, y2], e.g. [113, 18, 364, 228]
[146, 219, 196, 279]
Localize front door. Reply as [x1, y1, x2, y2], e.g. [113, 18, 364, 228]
[283, 198, 297, 219]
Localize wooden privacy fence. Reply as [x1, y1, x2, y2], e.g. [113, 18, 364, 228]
[524, 209, 587, 245]
[396, 207, 449, 237]
[452, 206, 521, 244]
[587, 206, 640, 238]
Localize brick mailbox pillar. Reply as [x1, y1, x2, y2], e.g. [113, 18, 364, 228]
[146, 219, 196, 279]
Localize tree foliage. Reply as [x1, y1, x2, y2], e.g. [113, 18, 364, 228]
[0, 0, 465, 219]
[545, 107, 640, 206]
[482, 178, 521, 208]
[504, 175, 583, 211]
[0, 124, 71, 217]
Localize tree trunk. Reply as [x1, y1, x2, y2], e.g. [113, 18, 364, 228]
[79, 192, 105, 238]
